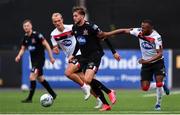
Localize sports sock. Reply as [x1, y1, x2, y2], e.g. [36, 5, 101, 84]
[149, 82, 156, 90]
[40, 80, 56, 98]
[90, 79, 109, 105]
[93, 79, 111, 94]
[156, 87, 163, 105]
[27, 80, 36, 100]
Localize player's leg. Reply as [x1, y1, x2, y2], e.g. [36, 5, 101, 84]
[21, 68, 38, 103]
[37, 74, 57, 100]
[85, 63, 111, 111]
[65, 57, 90, 100]
[92, 79, 116, 104]
[78, 72, 102, 108]
[154, 59, 167, 110]
[140, 64, 153, 92]
[65, 60, 84, 86]
[154, 75, 164, 110]
[75, 72, 91, 100]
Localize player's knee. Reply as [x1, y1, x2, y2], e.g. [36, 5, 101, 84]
[141, 85, 149, 91]
[64, 70, 72, 78]
[37, 76, 44, 82]
[85, 78, 92, 84]
[156, 82, 163, 87]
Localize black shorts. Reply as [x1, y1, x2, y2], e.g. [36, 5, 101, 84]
[141, 59, 166, 81]
[72, 53, 102, 73]
[31, 61, 44, 76]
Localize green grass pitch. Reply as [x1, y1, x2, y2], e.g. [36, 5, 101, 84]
[0, 89, 180, 114]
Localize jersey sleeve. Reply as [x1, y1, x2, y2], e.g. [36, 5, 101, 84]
[50, 35, 58, 47]
[129, 28, 140, 37]
[154, 36, 163, 50]
[90, 24, 102, 35]
[38, 33, 45, 42]
[21, 37, 27, 47]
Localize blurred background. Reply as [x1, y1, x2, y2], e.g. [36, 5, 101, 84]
[0, 0, 180, 89]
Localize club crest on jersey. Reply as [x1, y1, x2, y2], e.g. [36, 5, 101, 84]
[61, 40, 72, 46]
[31, 38, 36, 44]
[141, 42, 154, 49]
[83, 29, 88, 35]
[77, 36, 86, 45]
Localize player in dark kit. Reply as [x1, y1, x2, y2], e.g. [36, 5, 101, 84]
[69, 7, 115, 111]
[15, 19, 57, 103]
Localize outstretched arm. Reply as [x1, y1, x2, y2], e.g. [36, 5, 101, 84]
[99, 28, 132, 39]
[15, 45, 26, 62]
[42, 39, 55, 64]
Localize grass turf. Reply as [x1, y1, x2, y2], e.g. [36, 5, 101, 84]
[0, 89, 180, 114]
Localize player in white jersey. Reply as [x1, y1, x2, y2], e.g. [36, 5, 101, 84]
[50, 13, 119, 109]
[101, 19, 169, 110]
[50, 13, 91, 101]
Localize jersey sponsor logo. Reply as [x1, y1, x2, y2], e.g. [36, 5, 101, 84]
[28, 46, 36, 51]
[77, 36, 86, 45]
[141, 42, 154, 49]
[61, 40, 72, 46]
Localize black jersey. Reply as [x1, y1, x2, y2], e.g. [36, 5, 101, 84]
[21, 31, 45, 63]
[72, 21, 104, 58]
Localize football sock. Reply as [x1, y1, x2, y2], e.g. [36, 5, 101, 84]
[149, 82, 156, 90]
[40, 80, 56, 98]
[156, 87, 163, 105]
[90, 79, 109, 105]
[93, 79, 111, 94]
[27, 80, 36, 100]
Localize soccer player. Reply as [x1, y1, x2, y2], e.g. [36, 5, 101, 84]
[51, 12, 91, 101]
[50, 12, 118, 109]
[101, 19, 170, 110]
[15, 19, 57, 103]
[69, 7, 117, 111]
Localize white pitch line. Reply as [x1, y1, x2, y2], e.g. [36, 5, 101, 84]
[143, 91, 180, 97]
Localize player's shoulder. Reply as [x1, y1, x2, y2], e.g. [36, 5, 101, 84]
[85, 21, 100, 31]
[64, 24, 73, 29]
[152, 30, 161, 36]
[51, 28, 58, 36]
[151, 30, 162, 42]
[131, 28, 142, 32]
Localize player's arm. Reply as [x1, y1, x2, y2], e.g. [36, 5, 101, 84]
[15, 45, 26, 62]
[98, 28, 132, 39]
[42, 39, 55, 64]
[139, 46, 163, 64]
[51, 37, 60, 54]
[104, 39, 120, 61]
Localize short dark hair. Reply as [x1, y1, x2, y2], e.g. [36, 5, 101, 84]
[142, 19, 153, 26]
[22, 19, 32, 25]
[72, 6, 86, 16]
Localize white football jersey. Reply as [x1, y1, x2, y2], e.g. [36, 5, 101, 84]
[130, 28, 163, 60]
[51, 24, 81, 57]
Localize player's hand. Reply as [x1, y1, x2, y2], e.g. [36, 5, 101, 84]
[113, 52, 121, 61]
[68, 55, 74, 62]
[15, 55, 21, 63]
[52, 46, 60, 54]
[50, 57, 55, 64]
[138, 59, 149, 64]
